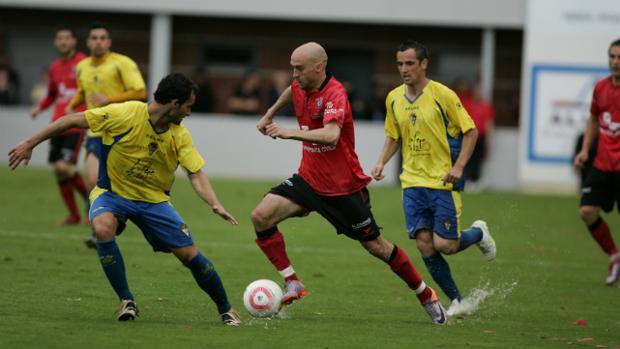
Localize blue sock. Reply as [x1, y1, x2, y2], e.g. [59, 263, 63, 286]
[185, 253, 231, 314]
[458, 226, 483, 252]
[422, 253, 461, 301]
[96, 240, 134, 300]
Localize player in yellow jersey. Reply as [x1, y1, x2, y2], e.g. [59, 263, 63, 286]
[67, 22, 146, 246]
[372, 40, 497, 317]
[10, 73, 241, 326]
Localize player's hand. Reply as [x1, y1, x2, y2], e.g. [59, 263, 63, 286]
[256, 115, 274, 135]
[8, 140, 34, 170]
[265, 123, 292, 139]
[371, 163, 385, 181]
[30, 106, 41, 119]
[89, 93, 109, 107]
[442, 165, 464, 184]
[574, 150, 588, 168]
[212, 204, 238, 225]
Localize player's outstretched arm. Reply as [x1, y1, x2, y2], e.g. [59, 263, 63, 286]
[8, 113, 88, 170]
[372, 136, 400, 181]
[575, 114, 599, 168]
[257, 86, 292, 135]
[265, 119, 340, 145]
[188, 169, 238, 225]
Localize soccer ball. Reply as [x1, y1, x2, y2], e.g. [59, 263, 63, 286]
[243, 279, 283, 317]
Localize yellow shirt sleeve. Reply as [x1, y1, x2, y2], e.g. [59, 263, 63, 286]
[443, 89, 475, 134]
[175, 125, 205, 174]
[384, 92, 401, 140]
[84, 103, 135, 137]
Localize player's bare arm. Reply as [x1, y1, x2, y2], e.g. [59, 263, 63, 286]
[372, 136, 400, 181]
[258, 86, 292, 134]
[575, 114, 599, 168]
[8, 113, 88, 170]
[265, 119, 340, 145]
[442, 127, 478, 184]
[188, 169, 238, 225]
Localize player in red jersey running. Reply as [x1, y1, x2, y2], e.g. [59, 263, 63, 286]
[252, 42, 447, 325]
[575, 38, 620, 285]
[30, 27, 88, 225]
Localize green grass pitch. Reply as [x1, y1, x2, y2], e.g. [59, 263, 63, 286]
[0, 167, 618, 349]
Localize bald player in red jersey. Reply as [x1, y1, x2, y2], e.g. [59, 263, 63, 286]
[251, 42, 448, 325]
[575, 38, 620, 286]
[31, 27, 88, 225]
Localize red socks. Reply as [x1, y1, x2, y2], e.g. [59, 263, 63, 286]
[389, 246, 432, 303]
[588, 218, 619, 256]
[59, 180, 80, 220]
[255, 230, 298, 282]
[71, 173, 88, 200]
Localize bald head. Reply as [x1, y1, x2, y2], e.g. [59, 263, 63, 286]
[292, 42, 328, 64]
[290, 42, 328, 91]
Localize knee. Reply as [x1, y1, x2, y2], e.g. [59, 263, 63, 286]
[415, 232, 435, 256]
[579, 206, 599, 224]
[434, 239, 459, 255]
[251, 207, 273, 230]
[92, 216, 116, 241]
[53, 163, 74, 181]
[362, 238, 392, 261]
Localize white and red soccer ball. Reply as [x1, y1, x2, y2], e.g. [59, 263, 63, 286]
[243, 279, 283, 317]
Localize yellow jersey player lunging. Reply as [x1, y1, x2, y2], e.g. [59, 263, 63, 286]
[10, 73, 241, 326]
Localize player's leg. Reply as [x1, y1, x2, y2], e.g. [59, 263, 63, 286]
[251, 176, 310, 304]
[90, 194, 135, 320]
[83, 136, 102, 244]
[68, 132, 88, 210]
[136, 201, 240, 325]
[171, 245, 240, 326]
[48, 136, 79, 225]
[579, 169, 619, 285]
[317, 188, 447, 324]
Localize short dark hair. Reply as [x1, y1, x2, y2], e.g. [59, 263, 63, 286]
[89, 21, 110, 37]
[55, 27, 76, 38]
[154, 73, 199, 105]
[610, 38, 620, 53]
[397, 40, 429, 62]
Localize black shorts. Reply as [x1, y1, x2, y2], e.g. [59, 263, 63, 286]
[580, 168, 620, 213]
[269, 174, 380, 241]
[48, 132, 84, 164]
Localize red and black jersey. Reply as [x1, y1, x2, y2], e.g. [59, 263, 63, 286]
[38, 52, 87, 134]
[591, 76, 620, 172]
[291, 74, 371, 196]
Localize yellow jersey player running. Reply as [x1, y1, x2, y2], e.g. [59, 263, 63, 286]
[67, 22, 146, 244]
[10, 73, 242, 326]
[372, 40, 497, 317]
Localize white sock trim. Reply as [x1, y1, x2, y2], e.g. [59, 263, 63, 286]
[414, 281, 427, 295]
[278, 265, 295, 278]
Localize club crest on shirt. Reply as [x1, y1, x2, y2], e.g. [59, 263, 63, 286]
[443, 218, 452, 231]
[102, 114, 109, 120]
[316, 97, 323, 109]
[409, 113, 417, 124]
[148, 142, 158, 155]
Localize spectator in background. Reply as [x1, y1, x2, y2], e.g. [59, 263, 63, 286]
[454, 77, 495, 188]
[0, 67, 18, 105]
[0, 54, 19, 105]
[191, 67, 215, 113]
[227, 69, 261, 116]
[267, 70, 293, 116]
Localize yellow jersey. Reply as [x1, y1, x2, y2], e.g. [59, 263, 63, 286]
[384, 80, 475, 191]
[76, 52, 146, 137]
[85, 101, 205, 203]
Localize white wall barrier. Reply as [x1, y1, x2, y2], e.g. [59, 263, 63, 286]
[0, 107, 520, 190]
